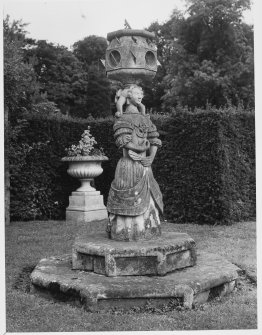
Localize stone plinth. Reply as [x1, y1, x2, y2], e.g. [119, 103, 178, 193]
[72, 231, 196, 276]
[30, 251, 240, 311]
[66, 191, 108, 223]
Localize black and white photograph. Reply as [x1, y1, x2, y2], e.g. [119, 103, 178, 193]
[2, 0, 260, 333]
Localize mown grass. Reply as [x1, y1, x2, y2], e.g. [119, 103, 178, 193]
[6, 220, 257, 332]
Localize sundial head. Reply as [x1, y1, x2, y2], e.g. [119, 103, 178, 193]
[105, 27, 158, 85]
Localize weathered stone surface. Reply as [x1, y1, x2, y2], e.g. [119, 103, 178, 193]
[193, 290, 210, 305]
[62, 155, 109, 224]
[62, 155, 108, 193]
[106, 85, 163, 241]
[68, 191, 104, 209]
[66, 191, 108, 223]
[66, 209, 108, 223]
[65, 174, 108, 223]
[72, 231, 196, 276]
[31, 251, 239, 310]
[106, 29, 157, 84]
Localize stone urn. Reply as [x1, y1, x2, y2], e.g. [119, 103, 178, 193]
[62, 155, 109, 192]
[62, 155, 109, 223]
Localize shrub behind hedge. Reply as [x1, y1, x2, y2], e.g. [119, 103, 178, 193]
[9, 110, 255, 224]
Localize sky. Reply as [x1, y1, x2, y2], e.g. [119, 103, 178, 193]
[3, 0, 253, 49]
[3, 0, 186, 48]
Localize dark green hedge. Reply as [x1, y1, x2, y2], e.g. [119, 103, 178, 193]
[9, 110, 255, 224]
[153, 111, 255, 224]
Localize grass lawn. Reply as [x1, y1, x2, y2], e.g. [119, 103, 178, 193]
[5, 220, 257, 332]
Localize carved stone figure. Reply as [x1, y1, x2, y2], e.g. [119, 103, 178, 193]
[107, 85, 163, 241]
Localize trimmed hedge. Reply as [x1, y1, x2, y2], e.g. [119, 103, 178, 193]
[154, 111, 255, 224]
[9, 110, 255, 224]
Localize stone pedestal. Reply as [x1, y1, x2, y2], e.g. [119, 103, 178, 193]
[30, 251, 240, 311]
[66, 190, 108, 223]
[72, 231, 196, 276]
[62, 155, 109, 224]
[30, 221, 240, 311]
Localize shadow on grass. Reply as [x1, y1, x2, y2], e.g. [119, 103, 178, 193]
[12, 265, 36, 293]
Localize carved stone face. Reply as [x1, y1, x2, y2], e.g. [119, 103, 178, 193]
[129, 87, 144, 106]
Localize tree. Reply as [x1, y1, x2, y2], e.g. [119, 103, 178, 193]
[144, 20, 176, 112]
[24, 40, 90, 116]
[83, 65, 112, 118]
[72, 35, 108, 67]
[4, 16, 57, 224]
[73, 35, 112, 117]
[4, 16, 40, 120]
[24, 36, 112, 118]
[156, 0, 254, 110]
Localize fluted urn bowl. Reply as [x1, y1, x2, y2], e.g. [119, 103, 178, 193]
[62, 155, 109, 192]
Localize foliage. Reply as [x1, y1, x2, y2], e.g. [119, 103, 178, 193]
[9, 110, 255, 224]
[4, 16, 63, 122]
[4, 16, 41, 119]
[4, 0, 254, 118]
[153, 106, 255, 224]
[4, 8, 255, 223]
[9, 118, 53, 220]
[8, 114, 115, 221]
[72, 36, 112, 118]
[4, 16, 68, 222]
[83, 64, 112, 118]
[72, 35, 108, 67]
[65, 127, 105, 157]
[30, 101, 61, 116]
[23, 39, 90, 116]
[147, 0, 254, 111]
[145, 19, 176, 112]
[23, 37, 112, 118]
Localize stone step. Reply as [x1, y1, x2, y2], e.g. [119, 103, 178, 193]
[30, 251, 239, 310]
[72, 231, 197, 276]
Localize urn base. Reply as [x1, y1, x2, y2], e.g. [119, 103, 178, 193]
[66, 191, 108, 223]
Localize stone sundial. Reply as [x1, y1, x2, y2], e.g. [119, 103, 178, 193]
[31, 24, 240, 311]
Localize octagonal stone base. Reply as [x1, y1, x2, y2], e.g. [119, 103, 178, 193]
[30, 251, 240, 311]
[72, 231, 196, 276]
